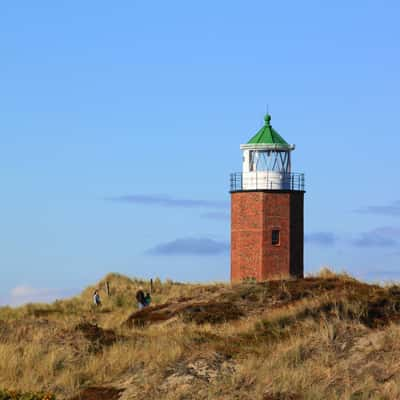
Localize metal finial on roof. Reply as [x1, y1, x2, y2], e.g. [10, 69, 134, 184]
[264, 114, 272, 125]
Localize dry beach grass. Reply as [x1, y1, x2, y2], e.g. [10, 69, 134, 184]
[2, 270, 400, 399]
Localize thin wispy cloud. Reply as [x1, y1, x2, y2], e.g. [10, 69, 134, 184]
[360, 268, 400, 281]
[0, 285, 76, 307]
[305, 232, 337, 246]
[107, 194, 228, 209]
[201, 211, 230, 221]
[352, 227, 400, 248]
[356, 200, 400, 217]
[146, 237, 229, 256]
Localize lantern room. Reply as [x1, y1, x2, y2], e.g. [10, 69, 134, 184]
[231, 114, 304, 191]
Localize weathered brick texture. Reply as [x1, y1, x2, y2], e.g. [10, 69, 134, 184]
[231, 191, 304, 282]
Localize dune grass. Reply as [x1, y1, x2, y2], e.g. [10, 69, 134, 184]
[1, 270, 400, 399]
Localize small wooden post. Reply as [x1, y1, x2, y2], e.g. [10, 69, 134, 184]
[105, 281, 110, 297]
[150, 278, 153, 294]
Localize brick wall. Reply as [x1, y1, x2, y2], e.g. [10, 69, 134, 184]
[231, 190, 304, 282]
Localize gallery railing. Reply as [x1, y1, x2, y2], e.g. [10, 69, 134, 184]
[230, 172, 305, 192]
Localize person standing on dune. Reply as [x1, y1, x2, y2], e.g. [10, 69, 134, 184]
[93, 290, 101, 307]
[136, 287, 146, 310]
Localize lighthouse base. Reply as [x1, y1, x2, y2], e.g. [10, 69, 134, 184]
[231, 190, 304, 282]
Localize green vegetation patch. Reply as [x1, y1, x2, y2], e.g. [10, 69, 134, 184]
[0, 390, 55, 400]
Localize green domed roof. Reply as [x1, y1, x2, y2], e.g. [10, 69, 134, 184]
[247, 114, 290, 147]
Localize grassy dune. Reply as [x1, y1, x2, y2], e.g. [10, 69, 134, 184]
[1, 270, 400, 399]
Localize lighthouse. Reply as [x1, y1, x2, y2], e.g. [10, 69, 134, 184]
[230, 114, 305, 282]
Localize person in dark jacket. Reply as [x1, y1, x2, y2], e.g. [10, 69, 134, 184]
[144, 292, 152, 306]
[93, 290, 101, 306]
[136, 287, 146, 310]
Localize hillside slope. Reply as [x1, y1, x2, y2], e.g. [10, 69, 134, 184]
[1, 271, 400, 399]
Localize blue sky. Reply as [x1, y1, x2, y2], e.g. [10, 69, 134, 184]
[1, 1, 400, 305]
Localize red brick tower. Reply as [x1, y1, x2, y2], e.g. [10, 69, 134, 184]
[230, 114, 305, 282]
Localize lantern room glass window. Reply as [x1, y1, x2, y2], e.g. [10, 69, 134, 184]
[272, 229, 280, 246]
[249, 150, 291, 173]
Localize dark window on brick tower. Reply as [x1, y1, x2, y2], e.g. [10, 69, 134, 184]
[272, 229, 280, 246]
